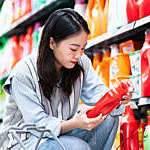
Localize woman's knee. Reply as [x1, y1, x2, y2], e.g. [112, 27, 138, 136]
[103, 115, 119, 127]
[38, 135, 91, 150]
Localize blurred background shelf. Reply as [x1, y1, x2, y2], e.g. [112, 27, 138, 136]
[0, 0, 74, 38]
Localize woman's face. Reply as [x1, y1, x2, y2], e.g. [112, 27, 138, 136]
[50, 31, 88, 71]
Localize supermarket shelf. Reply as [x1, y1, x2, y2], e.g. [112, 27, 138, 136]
[0, 0, 74, 38]
[86, 15, 150, 51]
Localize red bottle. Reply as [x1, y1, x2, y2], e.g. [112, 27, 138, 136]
[87, 80, 133, 118]
[126, 0, 140, 23]
[120, 105, 139, 150]
[140, 0, 150, 19]
[141, 29, 150, 97]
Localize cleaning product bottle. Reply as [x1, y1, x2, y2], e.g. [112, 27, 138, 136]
[32, 22, 42, 52]
[85, 0, 109, 39]
[143, 109, 150, 150]
[86, 80, 133, 118]
[109, 44, 120, 87]
[120, 105, 139, 150]
[24, 26, 33, 55]
[11, 36, 20, 69]
[108, 0, 127, 32]
[141, 29, 150, 97]
[0, 37, 8, 51]
[140, 0, 150, 19]
[109, 44, 131, 87]
[92, 52, 101, 71]
[74, 0, 87, 18]
[126, 0, 140, 23]
[98, 48, 110, 87]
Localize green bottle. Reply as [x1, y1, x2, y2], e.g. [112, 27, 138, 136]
[143, 110, 150, 150]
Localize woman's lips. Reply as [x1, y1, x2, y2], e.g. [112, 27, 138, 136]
[71, 61, 77, 64]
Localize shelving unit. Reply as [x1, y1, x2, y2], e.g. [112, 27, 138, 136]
[0, 0, 74, 38]
[86, 15, 150, 51]
[85, 15, 150, 106]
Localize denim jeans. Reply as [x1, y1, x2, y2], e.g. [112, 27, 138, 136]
[37, 115, 119, 150]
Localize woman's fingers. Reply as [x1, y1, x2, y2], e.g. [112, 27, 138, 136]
[121, 92, 133, 104]
[86, 114, 107, 130]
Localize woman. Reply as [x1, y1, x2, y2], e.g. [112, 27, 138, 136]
[0, 8, 131, 150]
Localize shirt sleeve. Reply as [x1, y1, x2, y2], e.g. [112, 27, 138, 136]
[79, 54, 109, 105]
[9, 71, 62, 138]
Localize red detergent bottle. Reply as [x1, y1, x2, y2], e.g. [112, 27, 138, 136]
[120, 105, 139, 150]
[87, 80, 133, 118]
[126, 0, 140, 23]
[141, 29, 150, 97]
[140, 0, 150, 19]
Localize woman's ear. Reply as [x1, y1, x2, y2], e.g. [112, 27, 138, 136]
[49, 37, 56, 50]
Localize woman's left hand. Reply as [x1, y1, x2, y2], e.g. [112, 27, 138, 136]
[121, 92, 133, 105]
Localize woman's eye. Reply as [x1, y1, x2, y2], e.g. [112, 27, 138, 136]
[70, 49, 77, 52]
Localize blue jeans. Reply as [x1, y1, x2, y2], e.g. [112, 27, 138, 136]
[37, 115, 119, 150]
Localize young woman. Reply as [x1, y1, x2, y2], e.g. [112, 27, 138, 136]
[0, 8, 132, 150]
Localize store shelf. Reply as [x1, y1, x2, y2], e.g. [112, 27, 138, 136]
[86, 15, 150, 51]
[0, 0, 74, 38]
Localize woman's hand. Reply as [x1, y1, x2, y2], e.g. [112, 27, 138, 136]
[121, 91, 133, 105]
[73, 106, 106, 131]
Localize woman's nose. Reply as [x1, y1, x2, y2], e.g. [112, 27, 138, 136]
[75, 50, 84, 59]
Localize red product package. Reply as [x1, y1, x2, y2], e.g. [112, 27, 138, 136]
[87, 80, 133, 118]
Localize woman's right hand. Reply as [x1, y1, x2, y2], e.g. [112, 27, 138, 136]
[73, 106, 106, 130]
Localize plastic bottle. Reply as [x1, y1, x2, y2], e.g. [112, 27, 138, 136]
[141, 29, 150, 97]
[109, 44, 131, 87]
[86, 80, 133, 118]
[74, 0, 87, 19]
[126, 0, 140, 23]
[140, 0, 150, 19]
[120, 105, 139, 150]
[109, 44, 120, 87]
[98, 48, 110, 87]
[85, 0, 109, 39]
[108, 0, 127, 32]
[11, 36, 20, 69]
[0, 37, 8, 51]
[24, 26, 33, 55]
[143, 110, 150, 150]
[92, 53, 101, 71]
[32, 22, 42, 52]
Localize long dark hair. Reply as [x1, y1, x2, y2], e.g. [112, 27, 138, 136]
[37, 8, 90, 100]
